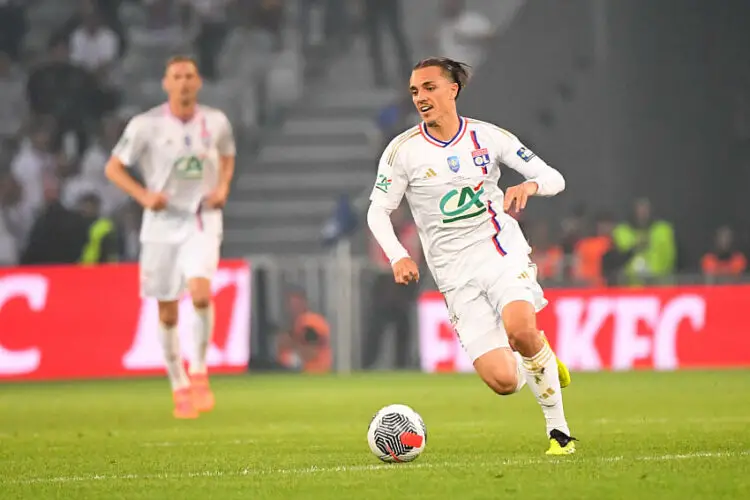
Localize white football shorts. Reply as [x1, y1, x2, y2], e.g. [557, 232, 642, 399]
[441, 240, 548, 362]
[139, 232, 221, 301]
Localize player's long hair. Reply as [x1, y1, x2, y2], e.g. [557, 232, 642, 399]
[413, 57, 472, 99]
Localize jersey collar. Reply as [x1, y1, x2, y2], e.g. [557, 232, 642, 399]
[419, 116, 467, 148]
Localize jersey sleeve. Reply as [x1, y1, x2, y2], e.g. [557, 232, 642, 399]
[492, 127, 565, 196]
[216, 113, 236, 156]
[112, 116, 148, 166]
[369, 140, 409, 210]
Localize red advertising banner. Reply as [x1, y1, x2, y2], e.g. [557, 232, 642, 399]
[419, 285, 750, 372]
[0, 261, 251, 381]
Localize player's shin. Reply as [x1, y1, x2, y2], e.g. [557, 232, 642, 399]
[158, 323, 190, 390]
[520, 339, 570, 436]
[190, 302, 214, 375]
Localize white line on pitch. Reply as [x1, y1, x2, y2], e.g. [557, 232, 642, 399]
[7, 450, 749, 485]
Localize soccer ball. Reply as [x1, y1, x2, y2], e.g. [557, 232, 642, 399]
[367, 404, 427, 463]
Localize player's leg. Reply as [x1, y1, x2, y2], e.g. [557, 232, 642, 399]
[141, 243, 196, 419]
[182, 233, 221, 412]
[186, 276, 215, 411]
[445, 285, 525, 395]
[492, 262, 576, 455]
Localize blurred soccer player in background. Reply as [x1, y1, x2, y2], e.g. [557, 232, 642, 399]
[105, 56, 236, 419]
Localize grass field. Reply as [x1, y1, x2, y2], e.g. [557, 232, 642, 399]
[1, 370, 749, 499]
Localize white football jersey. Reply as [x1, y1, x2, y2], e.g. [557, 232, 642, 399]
[112, 104, 235, 243]
[369, 116, 565, 288]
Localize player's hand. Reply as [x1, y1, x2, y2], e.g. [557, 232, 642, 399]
[140, 191, 168, 211]
[204, 185, 229, 209]
[392, 257, 419, 285]
[503, 181, 538, 213]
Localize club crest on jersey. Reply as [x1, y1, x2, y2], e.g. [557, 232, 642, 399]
[471, 148, 490, 167]
[516, 147, 536, 162]
[447, 155, 461, 173]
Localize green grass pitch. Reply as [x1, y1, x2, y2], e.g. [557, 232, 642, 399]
[1, 371, 749, 499]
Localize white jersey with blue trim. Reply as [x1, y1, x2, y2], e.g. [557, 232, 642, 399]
[112, 104, 236, 243]
[369, 116, 565, 289]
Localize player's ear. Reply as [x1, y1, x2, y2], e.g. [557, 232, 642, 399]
[451, 83, 459, 100]
[161, 77, 168, 93]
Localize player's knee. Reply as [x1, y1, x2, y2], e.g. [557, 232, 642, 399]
[188, 278, 211, 309]
[483, 371, 519, 396]
[158, 302, 178, 327]
[506, 326, 538, 347]
[192, 296, 211, 309]
[159, 314, 178, 328]
[502, 301, 540, 351]
[476, 357, 519, 396]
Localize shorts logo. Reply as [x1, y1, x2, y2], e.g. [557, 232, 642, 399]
[374, 174, 392, 193]
[439, 182, 486, 223]
[447, 156, 461, 173]
[516, 147, 536, 162]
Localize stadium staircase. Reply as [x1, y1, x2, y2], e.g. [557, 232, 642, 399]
[222, 40, 397, 258]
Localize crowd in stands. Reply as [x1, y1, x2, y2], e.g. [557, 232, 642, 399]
[0, 0, 289, 267]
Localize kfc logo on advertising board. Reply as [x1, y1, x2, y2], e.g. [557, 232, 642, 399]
[419, 286, 750, 373]
[0, 262, 251, 381]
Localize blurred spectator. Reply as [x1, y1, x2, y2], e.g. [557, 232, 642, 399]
[363, 203, 420, 370]
[0, 169, 34, 265]
[69, 8, 120, 74]
[251, 0, 285, 52]
[276, 289, 332, 373]
[55, 0, 127, 59]
[574, 212, 616, 287]
[181, 0, 232, 80]
[363, 0, 412, 87]
[613, 198, 677, 285]
[377, 94, 419, 150]
[299, 0, 348, 57]
[436, 0, 494, 69]
[62, 115, 128, 216]
[77, 192, 118, 264]
[0, 0, 28, 62]
[27, 38, 99, 155]
[558, 205, 586, 280]
[10, 126, 58, 216]
[19, 182, 89, 265]
[0, 51, 27, 143]
[114, 200, 142, 262]
[528, 220, 563, 283]
[701, 226, 747, 280]
[69, 8, 122, 119]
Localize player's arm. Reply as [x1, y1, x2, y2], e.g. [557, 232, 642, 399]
[493, 128, 565, 211]
[366, 147, 418, 285]
[206, 113, 236, 209]
[105, 117, 165, 210]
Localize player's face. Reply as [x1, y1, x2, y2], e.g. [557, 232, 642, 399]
[409, 66, 459, 126]
[163, 61, 202, 105]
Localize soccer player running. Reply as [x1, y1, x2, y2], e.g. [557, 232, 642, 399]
[368, 57, 576, 455]
[105, 56, 236, 419]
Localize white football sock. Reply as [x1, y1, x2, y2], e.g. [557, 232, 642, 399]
[158, 323, 190, 390]
[513, 351, 527, 393]
[189, 303, 214, 375]
[522, 342, 570, 436]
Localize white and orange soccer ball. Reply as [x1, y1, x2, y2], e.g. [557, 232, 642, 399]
[367, 404, 427, 463]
